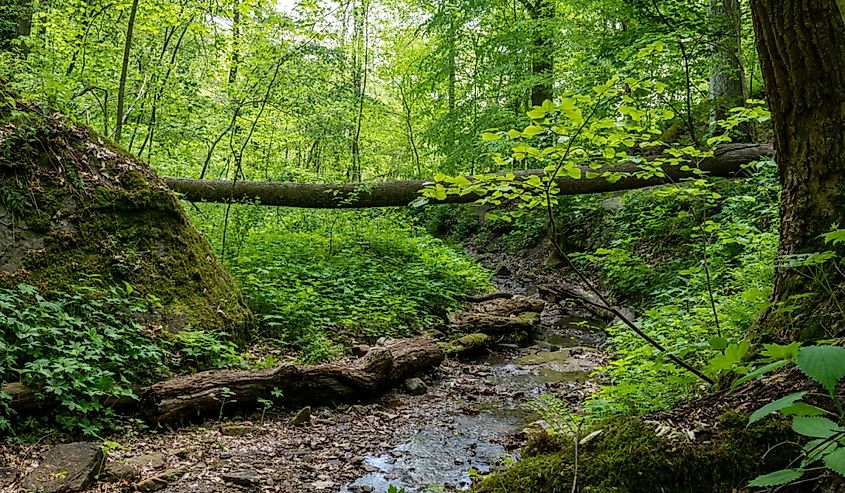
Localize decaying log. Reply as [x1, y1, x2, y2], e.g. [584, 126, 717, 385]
[144, 337, 443, 422]
[446, 311, 541, 335]
[163, 144, 774, 208]
[2, 337, 444, 423]
[457, 292, 514, 303]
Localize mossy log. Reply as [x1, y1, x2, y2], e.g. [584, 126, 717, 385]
[145, 336, 444, 422]
[443, 333, 491, 355]
[163, 143, 774, 208]
[3, 337, 444, 422]
[447, 311, 541, 335]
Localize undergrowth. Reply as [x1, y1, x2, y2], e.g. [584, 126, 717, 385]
[189, 207, 492, 363]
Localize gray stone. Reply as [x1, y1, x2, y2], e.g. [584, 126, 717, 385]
[103, 461, 140, 482]
[291, 406, 312, 426]
[221, 423, 256, 436]
[126, 452, 165, 469]
[403, 377, 428, 395]
[21, 442, 105, 493]
[351, 344, 371, 357]
[135, 467, 185, 493]
[222, 471, 262, 487]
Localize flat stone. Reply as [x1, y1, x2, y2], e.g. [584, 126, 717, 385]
[126, 452, 165, 469]
[221, 424, 256, 436]
[135, 467, 186, 493]
[103, 461, 140, 482]
[222, 471, 262, 487]
[403, 377, 428, 395]
[311, 479, 334, 489]
[20, 442, 105, 493]
[291, 406, 312, 426]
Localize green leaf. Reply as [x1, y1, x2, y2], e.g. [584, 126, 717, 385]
[823, 447, 845, 476]
[797, 345, 845, 394]
[482, 132, 502, 141]
[747, 468, 804, 487]
[761, 342, 801, 361]
[566, 167, 581, 179]
[526, 107, 547, 119]
[523, 125, 545, 137]
[748, 391, 807, 424]
[781, 402, 827, 417]
[792, 416, 842, 438]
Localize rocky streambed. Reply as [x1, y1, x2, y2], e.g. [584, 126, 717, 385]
[3, 293, 608, 493]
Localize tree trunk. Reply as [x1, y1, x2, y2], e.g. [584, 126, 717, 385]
[0, 0, 33, 52]
[525, 0, 554, 107]
[750, 0, 845, 341]
[163, 143, 772, 208]
[708, 0, 747, 121]
[114, 0, 141, 144]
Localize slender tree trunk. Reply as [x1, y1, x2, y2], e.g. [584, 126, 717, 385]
[709, 0, 747, 121]
[398, 80, 421, 177]
[751, 0, 845, 341]
[114, 0, 141, 144]
[229, 0, 240, 85]
[350, 0, 368, 182]
[525, 0, 554, 107]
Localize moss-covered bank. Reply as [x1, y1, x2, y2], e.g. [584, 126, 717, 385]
[473, 412, 802, 493]
[0, 91, 253, 340]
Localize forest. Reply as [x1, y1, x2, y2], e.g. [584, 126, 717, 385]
[0, 0, 844, 491]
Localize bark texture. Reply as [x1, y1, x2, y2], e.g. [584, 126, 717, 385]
[751, 0, 845, 340]
[708, 0, 747, 120]
[3, 337, 444, 423]
[164, 143, 773, 208]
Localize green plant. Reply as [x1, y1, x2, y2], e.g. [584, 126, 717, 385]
[0, 282, 167, 436]
[747, 345, 845, 487]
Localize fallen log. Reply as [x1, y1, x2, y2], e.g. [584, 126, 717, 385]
[2, 337, 444, 423]
[447, 311, 541, 335]
[163, 143, 773, 208]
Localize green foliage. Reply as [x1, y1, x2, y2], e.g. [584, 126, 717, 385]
[748, 344, 845, 487]
[191, 207, 490, 363]
[0, 282, 165, 435]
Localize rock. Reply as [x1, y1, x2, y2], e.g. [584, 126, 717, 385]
[222, 471, 262, 487]
[20, 442, 104, 493]
[494, 262, 511, 277]
[103, 461, 140, 482]
[169, 448, 191, 459]
[126, 452, 165, 469]
[403, 377, 428, 395]
[311, 479, 334, 489]
[135, 467, 186, 493]
[221, 423, 256, 436]
[291, 406, 312, 426]
[351, 344, 371, 357]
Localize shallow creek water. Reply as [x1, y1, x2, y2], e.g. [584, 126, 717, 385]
[341, 319, 605, 493]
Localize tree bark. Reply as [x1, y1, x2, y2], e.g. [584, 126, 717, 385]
[163, 143, 773, 208]
[4, 337, 444, 423]
[114, 0, 141, 144]
[750, 0, 845, 341]
[708, 0, 747, 121]
[524, 0, 554, 107]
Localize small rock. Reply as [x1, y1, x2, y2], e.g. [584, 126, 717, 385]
[169, 448, 191, 459]
[311, 479, 334, 489]
[221, 423, 256, 436]
[351, 344, 370, 357]
[222, 471, 262, 487]
[403, 377, 428, 395]
[103, 461, 140, 482]
[291, 406, 312, 426]
[21, 442, 105, 493]
[126, 452, 165, 470]
[135, 468, 186, 493]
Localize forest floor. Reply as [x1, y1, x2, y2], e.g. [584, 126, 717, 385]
[2, 251, 610, 493]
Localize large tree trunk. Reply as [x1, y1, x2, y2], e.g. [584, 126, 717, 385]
[163, 143, 772, 208]
[751, 0, 845, 341]
[525, 0, 554, 107]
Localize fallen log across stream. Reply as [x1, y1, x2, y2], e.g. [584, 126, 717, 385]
[3, 337, 444, 423]
[163, 143, 773, 208]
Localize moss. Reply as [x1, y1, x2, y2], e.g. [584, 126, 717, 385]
[445, 332, 490, 354]
[472, 412, 798, 493]
[0, 96, 255, 342]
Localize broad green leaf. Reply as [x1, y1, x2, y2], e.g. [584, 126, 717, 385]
[526, 107, 547, 119]
[792, 416, 841, 438]
[523, 125, 545, 137]
[823, 447, 845, 476]
[566, 167, 581, 179]
[482, 132, 502, 141]
[803, 438, 838, 463]
[748, 391, 807, 424]
[781, 402, 827, 417]
[797, 345, 845, 393]
[747, 468, 804, 487]
[761, 342, 801, 361]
